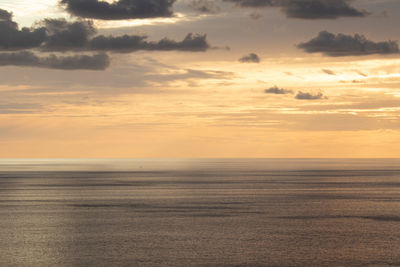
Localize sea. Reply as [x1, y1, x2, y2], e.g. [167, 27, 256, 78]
[0, 158, 400, 266]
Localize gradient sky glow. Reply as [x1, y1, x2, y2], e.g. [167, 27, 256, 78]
[1, 0, 400, 158]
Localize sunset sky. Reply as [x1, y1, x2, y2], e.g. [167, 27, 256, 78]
[0, 0, 399, 158]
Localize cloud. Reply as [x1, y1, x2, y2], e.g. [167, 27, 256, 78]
[89, 33, 210, 52]
[295, 91, 326, 100]
[0, 51, 110, 70]
[188, 0, 221, 14]
[0, 8, 12, 21]
[0, 10, 212, 54]
[322, 69, 335, 75]
[265, 86, 293, 94]
[0, 102, 43, 114]
[0, 9, 47, 50]
[60, 0, 176, 20]
[282, 0, 367, 19]
[223, 0, 367, 19]
[41, 19, 97, 52]
[239, 53, 260, 63]
[297, 31, 399, 56]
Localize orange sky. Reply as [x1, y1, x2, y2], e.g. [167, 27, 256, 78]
[0, 0, 399, 158]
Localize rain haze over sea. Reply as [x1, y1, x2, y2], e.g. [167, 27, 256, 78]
[1, 159, 400, 266]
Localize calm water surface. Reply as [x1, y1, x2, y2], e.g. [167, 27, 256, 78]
[1, 159, 400, 266]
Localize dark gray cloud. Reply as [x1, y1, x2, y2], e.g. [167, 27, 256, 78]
[0, 7, 211, 71]
[0, 51, 110, 70]
[41, 19, 96, 52]
[282, 0, 367, 19]
[0, 8, 12, 21]
[295, 91, 325, 100]
[297, 31, 399, 56]
[89, 33, 210, 52]
[223, 0, 367, 19]
[239, 53, 260, 63]
[60, 0, 176, 20]
[0, 9, 211, 54]
[265, 86, 292, 94]
[188, 0, 221, 14]
[0, 9, 47, 50]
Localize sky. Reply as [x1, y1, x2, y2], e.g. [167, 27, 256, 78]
[0, 0, 400, 158]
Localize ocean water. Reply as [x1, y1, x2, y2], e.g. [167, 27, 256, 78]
[1, 159, 400, 266]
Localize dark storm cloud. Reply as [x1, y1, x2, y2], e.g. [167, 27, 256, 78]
[41, 19, 96, 52]
[239, 53, 260, 63]
[297, 31, 400, 56]
[265, 86, 292, 94]
[188, 0, 221, 14]
[223, 0, 367, 19]
[0, 7, 212, 71]
[0, 51, 110, 70]
[282, 0, 367, 19]
[0, 9, 47, 50]
[89, 33, 210, 52]
[0, 8, 211, 53]
[0, 8, 12, 20]
[0, 8, 212, 56]
[60, 0, 176, 20]
[295, 91, 325, 100]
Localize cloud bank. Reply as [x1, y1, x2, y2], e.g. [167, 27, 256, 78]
[60, 0, 176, 20]
[223, 0, 367, 19]
[90, 33, 210, 53]
[0, 14, 211, 53]
[0, 9, 212, 70]
[0, 51, 110, 70]
[298, 31, 399, 56]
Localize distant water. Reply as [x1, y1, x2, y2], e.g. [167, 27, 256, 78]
[1, 159, 400, 266]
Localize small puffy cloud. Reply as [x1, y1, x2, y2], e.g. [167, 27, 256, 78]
[297, 31, 399, 56]
[188, 0, 221, 14]
[0, 51, 110, 70]
[239, 53, 260, 63]
[295, 91, 326, 100]
[60, 0, 176, 20]
[322, 69, 335, 75]
[224, 0, 367, 19]
[265, 86, 293, 94]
